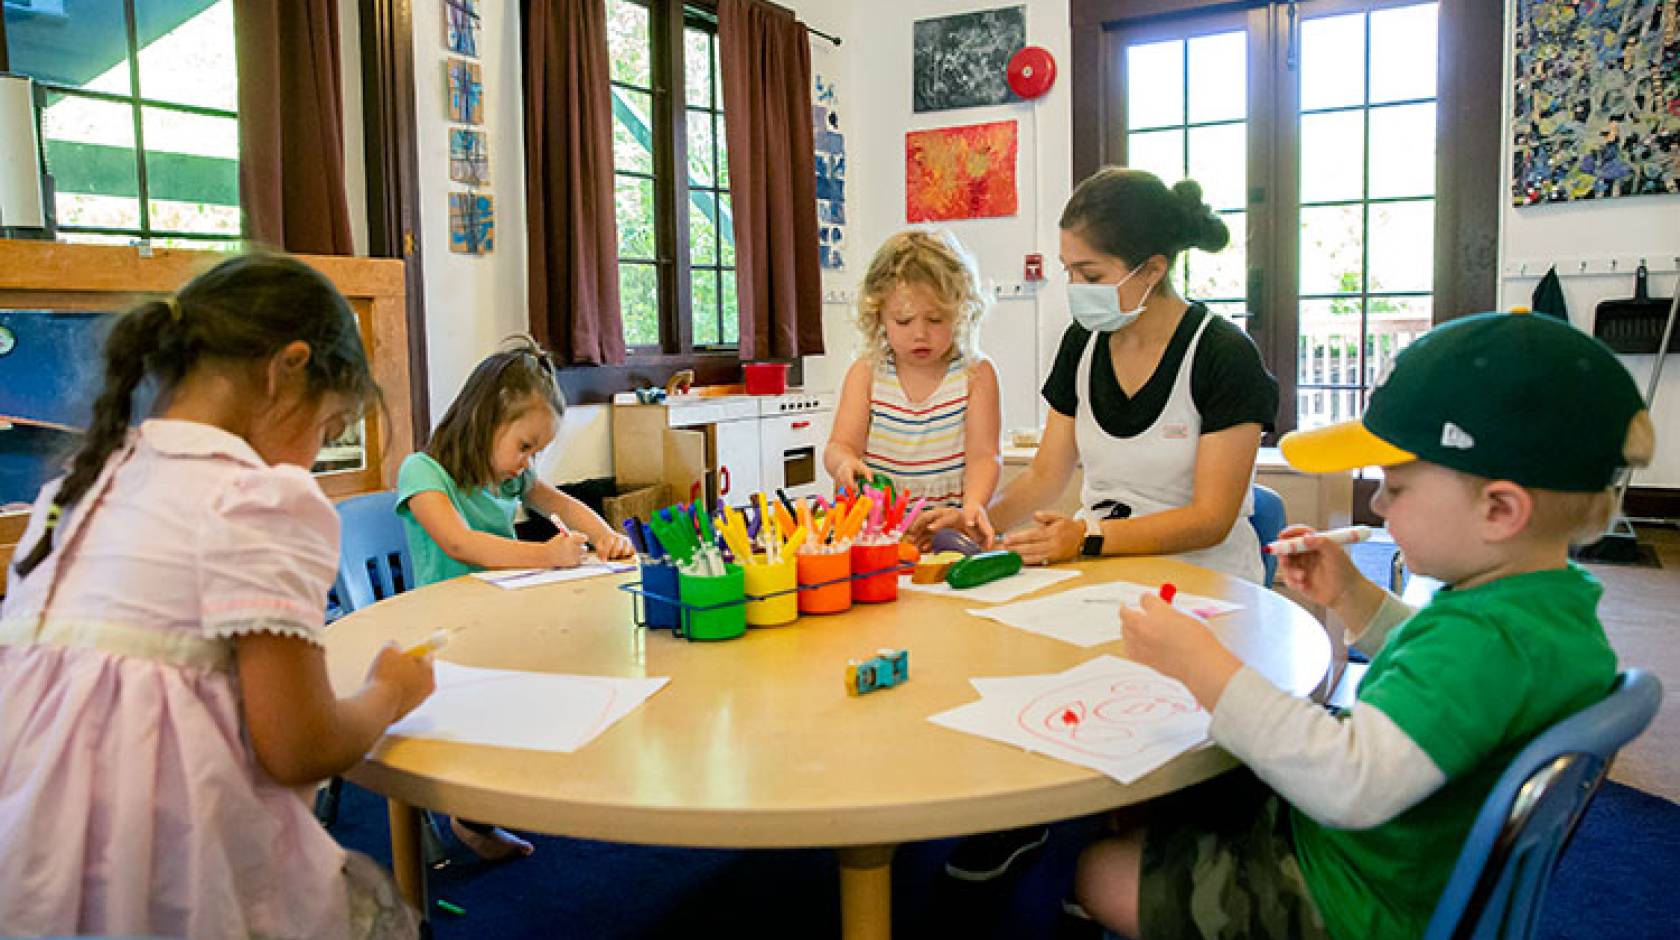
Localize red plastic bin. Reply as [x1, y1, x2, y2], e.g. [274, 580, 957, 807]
[743, 362, 789, 395]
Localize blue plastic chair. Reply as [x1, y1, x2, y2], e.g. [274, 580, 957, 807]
[1248, 484, 1287, 588]
[1423, 669, 1663, 940]
[333, 490, 414, 613]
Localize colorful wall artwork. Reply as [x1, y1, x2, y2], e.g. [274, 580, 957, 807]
[445, 0, 480, 58]
[906, 121, 1018, 222]
[1511, 0, 1680, 205]
[813, 72, 847, 270]
[449, 129, 490, 186]
[447, 59, 484, 125]
[912, 6, 1026, 113]
[449, 192, 495, 254]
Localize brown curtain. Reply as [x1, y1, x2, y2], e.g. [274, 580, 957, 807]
[719, 0, 823, 361]
[235, 0, 354, 254]
[522, 0, 624, 365]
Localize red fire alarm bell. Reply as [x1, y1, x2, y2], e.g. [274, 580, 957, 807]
[1007, 46, 1057, 100]
[1024, 253, 1044, 282]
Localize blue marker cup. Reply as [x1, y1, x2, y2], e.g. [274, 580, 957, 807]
[639, 560, 681, 629]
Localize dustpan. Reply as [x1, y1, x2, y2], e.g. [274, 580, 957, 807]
[1593, 263, 1679, 354]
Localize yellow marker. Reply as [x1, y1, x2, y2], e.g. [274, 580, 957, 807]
[404, 628, 454, 657]
[783, 525, 808, 557]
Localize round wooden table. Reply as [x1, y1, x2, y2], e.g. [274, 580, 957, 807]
[325, 556, 1330, 939]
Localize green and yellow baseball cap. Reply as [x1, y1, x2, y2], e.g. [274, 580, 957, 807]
[1280, 311, 1647, 492]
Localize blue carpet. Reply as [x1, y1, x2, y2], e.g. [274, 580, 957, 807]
[328, 777, 1680, 938]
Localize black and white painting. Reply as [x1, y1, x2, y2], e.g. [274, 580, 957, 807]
[912, 6, 1026, 113]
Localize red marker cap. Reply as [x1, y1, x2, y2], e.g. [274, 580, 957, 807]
[1159, 583, 1178, 603]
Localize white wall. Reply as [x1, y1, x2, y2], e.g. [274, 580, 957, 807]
[795, 0, 1073, 438]
[1496, 0, 1680, 488]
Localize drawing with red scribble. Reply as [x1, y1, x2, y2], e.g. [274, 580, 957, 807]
[1017, 676, 1203, 759]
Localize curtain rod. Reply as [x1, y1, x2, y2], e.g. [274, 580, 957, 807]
[807, 25, 841, 46]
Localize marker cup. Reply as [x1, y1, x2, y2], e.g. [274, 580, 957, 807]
[743, 555, 798, 626]
[677, 562, 747, 641]
[850, 540, 901, 603]
[639, 561, 681, 629]
[797, 549, 852, 614]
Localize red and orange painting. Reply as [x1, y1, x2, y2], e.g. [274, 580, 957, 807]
[905, 120, 1018, 222]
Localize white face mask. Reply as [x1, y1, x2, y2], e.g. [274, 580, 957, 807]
[1067, 265, 1154, 332]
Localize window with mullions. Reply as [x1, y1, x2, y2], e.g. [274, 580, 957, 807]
[1124, 29, 1249, 324]
[607, 0, 738, 355]
[1295, 3, 1437, 429]
[2, 0, 240, 249]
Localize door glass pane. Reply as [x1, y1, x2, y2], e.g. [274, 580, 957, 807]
[1368, 104, 1435, 198]
[620, 262, 660, 347]
[136, 0, 236, 112]
[1126, 129, 1183, 184]
[1299, 110, 1364, 203]
[612, 88, 654, 173]
[1186, 210, 1245, 299]
[716, 113, 729, 188]
[142, 108, 238, 236]
[1366, 297, 1431, 385]
[4, 3, 131, 94]
[606, 0, 653, 88]
[1296, 298, 1364, 430]
[684, 27, 712, 108]
[690, 193, 718, 265]
[615, 175, 656, 259]
[1188, 123, 1245, 211]
[692, 269, 720, 346]
[1299, 13, 1365, 111]
[1187, 31, 1245, 123]
[721, 269, 739, 344]
[1369, 3, 1437, 103]
[687, 109, 714, 186]
[1367, 200, 1433, 293]
[1299, 205, 1364, 296]
[1126, 40, 1184, 129]
[718, 193, 735, 265]
[41, 94, 141, 229]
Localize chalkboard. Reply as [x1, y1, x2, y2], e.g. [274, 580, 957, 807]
[912, 6, 1026, 113]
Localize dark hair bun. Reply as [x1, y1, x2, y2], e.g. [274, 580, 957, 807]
[1171, 179, 1230, 254]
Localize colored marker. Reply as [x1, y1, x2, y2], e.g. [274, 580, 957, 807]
[436, 899, 466, 916]
[1264, 525, 1375, 556]
[404, 628, 456, 657]
[1158, 582, 1177, 604]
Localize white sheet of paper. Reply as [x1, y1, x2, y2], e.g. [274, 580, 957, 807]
[900, 566, 1082, 604]
[382, 661, 668, 753]
[965, 582, 1244, 648]
[929, 655, 1209, 784]
[471, 560, 635, 590]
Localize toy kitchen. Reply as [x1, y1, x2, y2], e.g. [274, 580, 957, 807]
[611, 389, 835, 508]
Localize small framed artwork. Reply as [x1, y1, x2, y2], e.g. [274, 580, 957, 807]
[449, 192, 495, 254]
[449, 129, 490, 186]
[446, 58, 484, 125]
[445, 0, 480, 57]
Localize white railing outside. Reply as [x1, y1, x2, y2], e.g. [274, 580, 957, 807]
[1296, 309, 1431, 429]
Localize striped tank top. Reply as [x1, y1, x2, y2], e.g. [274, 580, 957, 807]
[863, 355, 969, 505]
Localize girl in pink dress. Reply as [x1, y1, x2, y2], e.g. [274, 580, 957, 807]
[0, 254, 435, 939]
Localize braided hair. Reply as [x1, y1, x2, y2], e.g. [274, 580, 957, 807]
[13, 253, 378, 578]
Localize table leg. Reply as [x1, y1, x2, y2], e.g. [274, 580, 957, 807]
[836, 844, 896, 940]
[387, 798, 426, 911]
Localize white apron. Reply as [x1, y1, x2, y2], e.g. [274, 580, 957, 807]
[1072, 316, 1264, 584]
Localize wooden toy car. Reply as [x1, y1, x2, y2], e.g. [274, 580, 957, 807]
[846, 648, 910, 695]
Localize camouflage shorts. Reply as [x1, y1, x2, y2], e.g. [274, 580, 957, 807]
[1138, 771, 1332, 940]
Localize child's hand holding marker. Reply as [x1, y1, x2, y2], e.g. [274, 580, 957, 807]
[1118, 582, 1240, 709]
[1271, 524, 1391, 631]
[368, 641, 437, 724]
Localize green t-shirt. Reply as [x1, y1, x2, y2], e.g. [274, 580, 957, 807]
[1293, 564, 1616, 940]
[395, 452, 533, 585]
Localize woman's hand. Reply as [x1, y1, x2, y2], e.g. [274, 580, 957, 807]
[833, 457, 872, 492]
[544, 531, 590, 568]
[1273, 524, 1363, 609]
[1001, 511, 1083, 565]
[960, 502, 996, 549]
[367, 642, 436, 724]
[1119, 594, 1241, 709]
[592, 530, 636, 561]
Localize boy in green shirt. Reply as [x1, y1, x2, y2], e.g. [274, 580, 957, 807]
[1074, 311, 1656, 940]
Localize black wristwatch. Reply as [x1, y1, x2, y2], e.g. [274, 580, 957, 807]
[1080, 516, 1105, 557]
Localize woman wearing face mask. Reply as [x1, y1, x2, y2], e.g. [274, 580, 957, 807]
[935, 167, 1277, 580]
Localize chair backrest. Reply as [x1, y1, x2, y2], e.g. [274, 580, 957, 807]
[1248, 484, 1287, 587]
[334, 490, 415, 614]
[1424, 669, 1663, 940]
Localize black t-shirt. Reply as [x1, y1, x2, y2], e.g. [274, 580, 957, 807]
[1041, 303, 1279, 438]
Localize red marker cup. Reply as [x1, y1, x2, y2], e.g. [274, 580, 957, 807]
[1158, 582, 1177, 604]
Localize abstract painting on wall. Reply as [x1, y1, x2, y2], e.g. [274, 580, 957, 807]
[912, 6, 1025, 113]
[906, 120, 1018, 222]
[445, 0, 480, 58]
[1511, 0, 1680, 205]
[449, 192, 494, 254]
[813, 72, 847, 270]
[449, 129, 490, 186]
[447, 58, 484, 125]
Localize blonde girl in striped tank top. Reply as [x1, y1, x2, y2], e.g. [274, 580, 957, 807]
[824, 229, 1002, 545]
